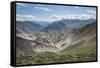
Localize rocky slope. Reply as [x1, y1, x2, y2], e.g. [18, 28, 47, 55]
[16, 22, 96, 57]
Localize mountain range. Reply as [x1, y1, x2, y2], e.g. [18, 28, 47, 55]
[16, 21, 43, 33]
[16, 20, 96, 57]
[16, 19, 96, 33]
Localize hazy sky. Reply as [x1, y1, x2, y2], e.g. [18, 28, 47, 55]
[16, 3, 96, 22]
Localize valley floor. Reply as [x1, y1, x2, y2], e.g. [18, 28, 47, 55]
[16, 42, 97, 66]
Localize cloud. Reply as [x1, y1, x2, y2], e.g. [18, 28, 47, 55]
[16, 12, 96, 22]
[74, 6, 79, 8]
[16, 14, 35, 21]
[86, 10, 96, 15]
[86, 10, 96, 19]
[49, 13, 96, 21]
[34, 7, 52, 12]
[16, 3, 27, 7]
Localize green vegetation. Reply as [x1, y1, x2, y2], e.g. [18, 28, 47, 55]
[16, 42, 97, 65]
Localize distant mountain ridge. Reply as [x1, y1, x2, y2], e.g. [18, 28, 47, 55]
[42, 19, 95, 32]
[43, 21, 68, 32]
[16, 21, 43, 33]
[16, 19, 96, 33]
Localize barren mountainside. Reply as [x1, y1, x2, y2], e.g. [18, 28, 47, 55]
[16, 22, 96, 57]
